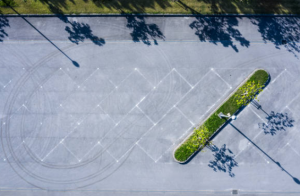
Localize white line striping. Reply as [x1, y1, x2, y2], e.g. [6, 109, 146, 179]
[249, 106, 268, 125]
[116, 143, 137, 162]
[211, 68, 232, 89]
[136, 143, 157, 162]
[135, 68, 154, 87]
[192, 69, 212, 88]
[271, 69, 286, 84]
[285, 69, 295, 79]
[79, 142, 101, 161]
[61, 142, 81, 162]
[288, 144, 300, 158]
[173, 68, 193, 88]
[98, 105, 117, 125]
[175, 106, 195, 126]
[80, 68, 99, 85]
[136, 106, 156, 125]
[59, 68, 80, 86]
[286, 92, 300, 108]
[98, 143, 118, 162]
[41, 142, 62, 161]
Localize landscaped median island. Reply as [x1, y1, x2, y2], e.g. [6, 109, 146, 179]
[174, 69, 269, 163]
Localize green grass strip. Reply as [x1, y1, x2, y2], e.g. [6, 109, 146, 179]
[174, 69, 269, 163]
[1, 0, 300, 15]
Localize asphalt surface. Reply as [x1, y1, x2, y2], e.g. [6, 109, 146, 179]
[1, 15, 300, 195]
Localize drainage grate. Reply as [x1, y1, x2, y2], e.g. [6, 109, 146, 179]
[232, 189, 238, 194]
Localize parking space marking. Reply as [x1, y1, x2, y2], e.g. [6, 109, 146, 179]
[249, 106, 268, 125]
[41, 141, 63, 162]
[287, 143, 300, 158]
[173, 68, 193, 88]
[285, 106, 300, 120]
[285, 68, 296, 79]
[136, 143, 157, 162]
[79, 142, 101, 161]
[211, 68, 232, 89]
[175, 106, 195, 126]
[136, 106, 156, 125]
[271, 69, 286, 84]
[155, 144, 175, 163]
[135, 68, 154, 88]
[98, 143, 118, 162]
[286, 91, 300, 109]
[116, 143, 137, 163]
[256, 147, 270, 164]
[61, 142, 81, 162]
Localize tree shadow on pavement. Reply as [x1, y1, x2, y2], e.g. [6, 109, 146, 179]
[190, 16, 250, 52]
[251, 101, 295, 135]
[0, 11, 9, 42]
[125, 14, 165, 45]
[4, 4, 80, 67]
[251, 17, 300, 57]
[259, 111, 294, 135]
[208, 144, 238, 177]
[56, 14, 105, 46]
[65, 21, 105, 46]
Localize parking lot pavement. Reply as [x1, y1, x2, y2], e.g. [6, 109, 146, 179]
[1, 16, 300, 195]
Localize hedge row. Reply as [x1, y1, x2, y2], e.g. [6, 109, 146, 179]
[174, 70, 269, 162]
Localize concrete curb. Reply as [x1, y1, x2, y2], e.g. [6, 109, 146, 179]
[173, 69, 270, 164]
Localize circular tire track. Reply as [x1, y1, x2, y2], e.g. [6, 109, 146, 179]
[1, 45, 127, 189]
[1, 43, 171, 190]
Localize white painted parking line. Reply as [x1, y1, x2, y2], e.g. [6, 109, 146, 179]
[173, 68, 193, 88]
[79, 142, 101, 161]
[286, 92, 300, 109]
[175, 106, 195, 126]
[41, 142, 62, 162]
[249, 106, 268, 125]
[136, 106, 156, 125]
[287, 143, 300, 158]
[98, 143, 118, 162]
[116, 143, 137, 162]
[80, 68, 100, 85]
[61, 142, 81, 162]
[211, 68, 232, 89]
[191, 69, 212, 88]
[271, 69, 286, 84]
[135, 68, 154, 87]
[136, 143, 157, 162]
[154, 144, 175, 163]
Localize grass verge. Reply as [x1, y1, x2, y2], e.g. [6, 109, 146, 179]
[174, 69, 269, 163]
[1, 0, 300, 15]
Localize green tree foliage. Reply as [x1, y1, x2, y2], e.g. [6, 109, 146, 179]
[187, 126, 211, 152]
[0, 0, 17, 6]
[234, 80, 264, 107]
